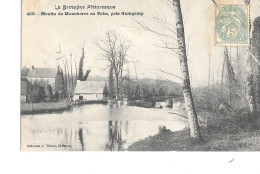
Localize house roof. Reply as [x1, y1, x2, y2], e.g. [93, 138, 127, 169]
[74, 80, 106, 94]
[27, 68, 57, 78]
[21, 80, 28, 95]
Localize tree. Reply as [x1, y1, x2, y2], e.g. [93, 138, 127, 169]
[133, 0, 201, 139]
[55, 44, 75, 96]
[135, 84, 141, 99]
[98, 31, 130, 99]
[244, 0, 257, 115]
[223, 46, 238, 102]
[245, 56, 257, 114]
[142, 87, 149, 100]
[159, 87, 166, 96]
[74, 55, 78, 91]
[151, 87, 158, 96]
[55, 66, 65, 100]
[172, 0, 201, 140]
[46, 85, 53, 101]
[224, 47, 237, 85]
[252, 17, 260, 104]
[62, 58, 68, 96]
[78, 47, 84, 80]
[123, 77, 135, 99]
[70, 54, 74, 92]
[78, 47, 91, 81]
[81, 70, 91, 81]
[21, 66, 29, 77]
[103, 83, 109, 97]
[108, 66, 115, 98]
[27, 82, 38, 103]
[26, 82, 47, 103]
[38, 86, 46, 101]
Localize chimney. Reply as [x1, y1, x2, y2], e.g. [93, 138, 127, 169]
[31, 65, 34, 70]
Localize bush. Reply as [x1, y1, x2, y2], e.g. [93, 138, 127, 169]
[193, 85, 260, 132]
[27, 82, 47, 103]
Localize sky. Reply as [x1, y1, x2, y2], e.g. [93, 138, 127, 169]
[22, 0, 260, 87]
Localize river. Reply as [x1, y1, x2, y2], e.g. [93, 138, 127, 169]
[21, 104, 187, 151]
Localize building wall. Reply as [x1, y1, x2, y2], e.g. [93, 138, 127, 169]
[21, 95, 26, 103]
[74, 93, 103, 101]
[28, 78, 55, 89]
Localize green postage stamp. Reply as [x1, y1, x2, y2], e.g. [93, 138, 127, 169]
[215, 4, 249, 46]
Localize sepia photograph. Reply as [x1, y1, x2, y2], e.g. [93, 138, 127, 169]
[20, 0, 260, 151]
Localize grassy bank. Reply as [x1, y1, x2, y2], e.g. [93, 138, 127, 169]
[21, 101, 72, 115]
[127, 116, 260, 151]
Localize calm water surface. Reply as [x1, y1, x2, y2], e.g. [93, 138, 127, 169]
[21, 104, 187, 151]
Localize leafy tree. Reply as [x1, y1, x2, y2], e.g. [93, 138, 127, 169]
[159, 87, 166, 96]
[46, 85, 53, 101]
[27, 83, 40, 103]
[142, 87, 151, 100]
[21, 66, 29, 77]
[109, 66, 115, 97]
[135, 84, 140, 99]
[55, 67, 65, 99]
[78, 47, 91, 81]
[81, 70, 91, 81]
[38, 86, 46, 101]
[103, 83, 109, 97]
[78, 47, 84, 80]
[151, 87, 158, 96]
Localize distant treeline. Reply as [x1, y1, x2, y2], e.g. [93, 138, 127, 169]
[108, 77, 183, 101]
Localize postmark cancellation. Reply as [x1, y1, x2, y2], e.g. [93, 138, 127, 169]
[215, 4, 250, 46]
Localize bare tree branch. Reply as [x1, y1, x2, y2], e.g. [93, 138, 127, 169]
[152, 15, 176, 35]
[132, 17, 177, 41]
[152, 43, 179, 51]
[98, 31, 131, 98]
[152, 66, 183, 80]
[102, 64, 112, 70]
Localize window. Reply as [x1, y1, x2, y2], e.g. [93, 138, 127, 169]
[79, 96, 83, 101]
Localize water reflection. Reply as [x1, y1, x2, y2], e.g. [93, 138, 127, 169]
[78, 128, 84, 151]
[21, 104, 186, 151]
[105, 121, 126, 151]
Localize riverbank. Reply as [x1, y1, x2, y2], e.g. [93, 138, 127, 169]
[77, 100, 107, 105]
[21, 99, 109, 115]
[128, 100, 154, 108]
[21, 101, 72, 115]
[127, 129, 260, 151]
[127, 115, 260, 151]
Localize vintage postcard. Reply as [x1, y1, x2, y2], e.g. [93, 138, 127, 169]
[21, 0, 260, 151]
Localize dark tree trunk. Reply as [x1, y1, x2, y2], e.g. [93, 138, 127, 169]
[109, 66, 115, 98]
[115, 73, 119, 99]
